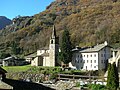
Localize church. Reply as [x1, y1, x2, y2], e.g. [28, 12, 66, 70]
[31, 25, 59, 66]
[28, 25, 117, 71]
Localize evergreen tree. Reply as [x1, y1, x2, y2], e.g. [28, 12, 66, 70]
[107, 63, 119, 90]
[59, 29, 72, 64]
[107, 63, 112, 89]
[113, 62, 119, 89]
[11, 41, 21, 55]
[0, 53, 11, 59]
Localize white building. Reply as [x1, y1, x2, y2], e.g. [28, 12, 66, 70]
[70, 41, 112, 71]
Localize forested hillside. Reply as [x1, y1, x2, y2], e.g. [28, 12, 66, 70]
[0, 0, 120, 56]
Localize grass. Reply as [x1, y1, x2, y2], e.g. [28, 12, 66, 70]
[2, 65, 31, 72]
[2, 65, 89, 75]
[2, 65, 61, 73]
[2, 66, 62, 80]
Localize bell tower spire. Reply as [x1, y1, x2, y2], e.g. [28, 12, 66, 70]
[50, 25, 57, 44]
[49, 25, 59, 66]
[52, 25, 56, 39]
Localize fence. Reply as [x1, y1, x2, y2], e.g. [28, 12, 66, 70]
[57, 74, 107, 85]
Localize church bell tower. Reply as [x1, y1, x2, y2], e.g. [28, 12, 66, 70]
[49, 25, 59, 66]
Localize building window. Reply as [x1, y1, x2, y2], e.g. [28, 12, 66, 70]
[84, 55, 85, 57]
[87, 55, 88, 58]
[101, 60, 103, 63]
[94, 66, 96, 68]
[104, 60, 106, 63]
[91, 54, 92, 57]
[94, 60, 96, 63]
[87, 60, 89, 63]
[94, 54, 96, 57]
[51, 40, 53, 44]
[91, 60, 92, 63]
[101, 54, 103, 57]
[104, 54, 105, 57]
[83, 60, 85, 63]
[80, 54, 82, 58]
[81, 60, 82, 63]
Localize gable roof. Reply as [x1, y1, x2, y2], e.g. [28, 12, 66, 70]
[72, 41, 111, 53]
[40, 53, 49, 57]
[25, 53, 37, 58]
[80, 43, 108, 53]
[38, 47, 49, 50]
[3, 56, 15, 61]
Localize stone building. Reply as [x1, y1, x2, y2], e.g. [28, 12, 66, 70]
[2, 56, 16, 66]
[2, 56, 26, 66]
[31, 25, 59, 66]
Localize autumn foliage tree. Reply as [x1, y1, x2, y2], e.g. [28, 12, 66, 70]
[0, 0, 120, 56]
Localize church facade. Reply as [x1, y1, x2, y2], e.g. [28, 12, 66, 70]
[31, 25, 59, 67]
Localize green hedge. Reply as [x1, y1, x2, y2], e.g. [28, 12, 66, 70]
[88, 84, 107, 90]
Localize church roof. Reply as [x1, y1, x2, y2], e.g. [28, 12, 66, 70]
[25, 53, 37, 58]
[52, 25, 56, 39]
[40, 53, 49, 57]
[38, 47, 49, 50]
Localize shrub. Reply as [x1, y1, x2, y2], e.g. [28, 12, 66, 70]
[88, 84, 106, 90]
[76, 82, 80, 87]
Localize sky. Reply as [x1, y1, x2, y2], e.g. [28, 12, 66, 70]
[0, 0, 55, 20]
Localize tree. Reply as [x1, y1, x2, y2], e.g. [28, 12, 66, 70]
[11, 41, 21, 55]
[107, 63, 119, 90]
[59, 29, 72, 65]
[0, 53, 11, 59]
[107, 63, 111, 89]
[113, 62, 119, 89]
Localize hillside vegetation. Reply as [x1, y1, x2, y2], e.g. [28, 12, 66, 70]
[0, 0, 120, 56]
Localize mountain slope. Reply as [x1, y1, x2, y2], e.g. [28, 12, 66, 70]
[0, 16, 12, 30]
[0, 0, 120, 56]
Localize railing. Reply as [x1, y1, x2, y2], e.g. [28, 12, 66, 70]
[57, 74, 107, 80]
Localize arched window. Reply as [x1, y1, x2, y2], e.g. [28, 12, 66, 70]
[51, 40, 53, 44]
